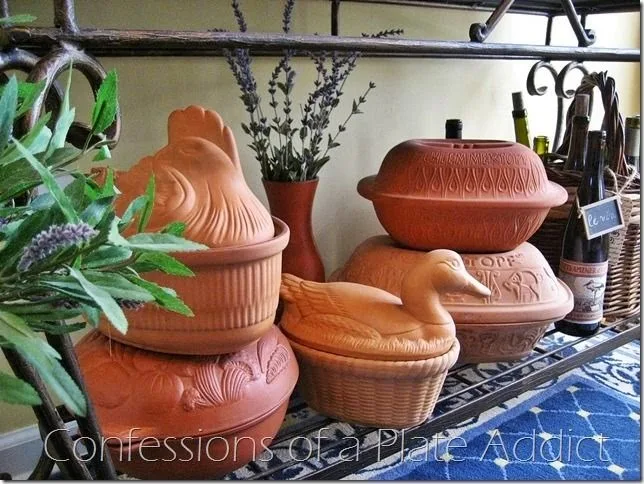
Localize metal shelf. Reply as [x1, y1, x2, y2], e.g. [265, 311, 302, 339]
[227, 316, 640, 480]
[343, 0, 641, 17]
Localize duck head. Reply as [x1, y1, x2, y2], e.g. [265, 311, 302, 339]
[400, 249, 491, 324]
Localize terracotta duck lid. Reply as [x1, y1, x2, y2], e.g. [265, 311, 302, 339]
[111, 106, 274, 248]
[75, 326, 298, 440]
[279, 250, 490, 362]
[332, 237, 573, 325]
[360, 139, 565, 207]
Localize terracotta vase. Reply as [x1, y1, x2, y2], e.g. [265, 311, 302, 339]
[329, 237, 574, 363]
[358, 139, 568, 252]
[76, 326, 299, 479]
[279, 250, 490, 428]
[263, 179, 325, 282]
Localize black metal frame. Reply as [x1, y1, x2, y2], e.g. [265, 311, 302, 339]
[0, 0, 640, 480]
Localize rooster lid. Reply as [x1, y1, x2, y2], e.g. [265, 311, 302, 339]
[75, 326, 298, 441]
[113, 106, 274, 248]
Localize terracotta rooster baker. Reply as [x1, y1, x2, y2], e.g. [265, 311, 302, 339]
[279, 249, 491, 428]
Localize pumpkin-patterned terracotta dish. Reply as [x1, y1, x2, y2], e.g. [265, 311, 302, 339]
[358, 140, 568, 252]
[280, 250, 490, 428]
[76, 326, 298, 479]
[96, 106, 289, 354]
[330, 236, 574, 363]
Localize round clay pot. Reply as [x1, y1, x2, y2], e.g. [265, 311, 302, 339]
[263, 179, 325, 282]
[98, 218, 289, 355]
[358, 139, 568, 252]
[330, 237, 574, 363]
[75, 326, 298, 479]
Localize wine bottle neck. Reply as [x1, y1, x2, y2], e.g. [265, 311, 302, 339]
[578, 134, 606, 204]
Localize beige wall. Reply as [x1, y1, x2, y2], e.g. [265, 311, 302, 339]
[1, 0, 639, 433]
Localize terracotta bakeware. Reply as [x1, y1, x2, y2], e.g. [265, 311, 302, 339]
[76, 326, 298, 479]
[280, 250, 491, 428]
[330, 236, 574, 363]
[358, 139, 568, 252]
[96, 106, 289, 354]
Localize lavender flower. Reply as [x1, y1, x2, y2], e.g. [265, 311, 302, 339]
[18, 222, 98, 272]
[220, 0, 402, 181]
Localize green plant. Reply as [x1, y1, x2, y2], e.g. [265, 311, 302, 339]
[0, 69, 207, 416]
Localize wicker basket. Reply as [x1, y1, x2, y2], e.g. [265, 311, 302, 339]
[528, 169, 640, 320]
[289, 339, 460, 429]
[529, 71, 640, 320]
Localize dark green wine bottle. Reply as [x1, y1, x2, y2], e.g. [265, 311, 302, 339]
[512, 92, 531, 148]
[563, 94, 591, 171]
[445, 119, 463, 139]
[556, 131, 609, 337]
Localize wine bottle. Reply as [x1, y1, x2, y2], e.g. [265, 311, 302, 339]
[445, 119, 463, 139]
[563, 94, 591, 171]
[556, 131, 610, 337]
[625, 115, 640, 173]
[533, 135, 549, 161]
[512, 91, 531, 148]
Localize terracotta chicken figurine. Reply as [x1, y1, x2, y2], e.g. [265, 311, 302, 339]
[110, 105, 274, 248]
[280, 249, 491, 361]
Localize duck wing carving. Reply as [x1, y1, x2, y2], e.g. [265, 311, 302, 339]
[280, 274, 353, 319]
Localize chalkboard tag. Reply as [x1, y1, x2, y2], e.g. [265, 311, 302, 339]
[580, 195, 625, 240]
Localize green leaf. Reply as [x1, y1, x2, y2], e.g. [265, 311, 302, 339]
[0, 310, 85, 415]
[118, 195, 147, 230]
[138, 175, 155, 233]
[93, 145, 111, 162]
[0, 113, 52, 167]
[0, 77, 18, 152]
[45, 64, 74, 157]
[125, 233, 208, 252]
[83, 246, 132, 269]
[81, 196, 115, 227]
[15, 80, 46, 118]
[81, 304, 101, 327]
[67, 267, 128, 334]
[11, 137, 80, 223]
[83, 271, 155, 302]
[91, 71, 118, 135]
[125, 275, 193, 316]
[0, 371, 41, 406]
[132, 252, 194, 276]
[28, 320, 85, 334]
[98, 168, 118, 197]
[45, 146, 82, 169]
[161, 222, 186, 237]
[0, 14, 36, 25]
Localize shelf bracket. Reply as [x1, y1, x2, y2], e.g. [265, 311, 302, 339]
[470, 0, 596, 46]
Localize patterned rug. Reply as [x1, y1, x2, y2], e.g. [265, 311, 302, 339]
[229, 333, 640, 480]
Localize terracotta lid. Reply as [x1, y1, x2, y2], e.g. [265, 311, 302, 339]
[111, 106, 274, 248]
[333, 237, 573, 325]
[280, 249, 491, 362]
[360, 139, 566, 208]
[75, 326, 298, 440]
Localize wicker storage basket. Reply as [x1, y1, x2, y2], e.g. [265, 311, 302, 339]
[528, 72, 640, 320]
[289, 339, 460, 429]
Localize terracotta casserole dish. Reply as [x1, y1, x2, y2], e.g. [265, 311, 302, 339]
[358, 140, 568, 252]
[76, 326, 298, 479]
[330, 237, 574, 363]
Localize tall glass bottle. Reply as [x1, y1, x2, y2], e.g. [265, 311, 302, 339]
[556, 131, 610, 337]
[625, 115, 640, 173]
[512, 91, 531, 148]
[445, 119, 463, 139]
[533, 135, 549, 162]
[563, 94, 591, 171]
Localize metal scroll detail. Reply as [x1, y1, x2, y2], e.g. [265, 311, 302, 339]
[526, 60, 589, 153]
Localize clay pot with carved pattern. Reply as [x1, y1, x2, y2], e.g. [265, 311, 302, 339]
[330, 237, 574, 363]
[358, 140, 568, 252]
[95, 106, 289, 354]
[75, 326, 298, 479]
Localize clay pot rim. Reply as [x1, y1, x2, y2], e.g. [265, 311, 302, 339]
[262, 178, 319, 185]
[104, 393, 294, 444]
[358, 175, 568, 209]
[171, 217, 289, 266]
[400, 139, 515, 150]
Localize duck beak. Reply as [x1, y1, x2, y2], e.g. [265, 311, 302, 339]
[462, 272, 491, 298]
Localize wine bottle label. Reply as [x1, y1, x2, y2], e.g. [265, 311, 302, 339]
[559, 259, 608, 325]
